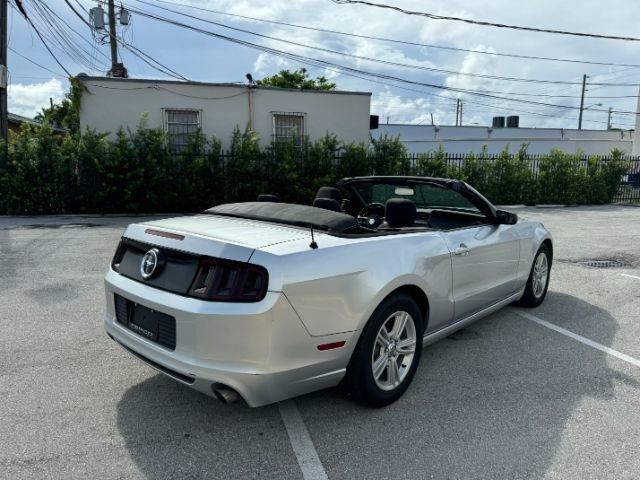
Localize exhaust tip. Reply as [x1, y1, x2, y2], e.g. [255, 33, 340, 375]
[212, 384, 239, 404]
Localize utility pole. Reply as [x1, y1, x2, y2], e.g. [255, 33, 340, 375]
[108, 0, 118, 71]
[459, 101, 463, 126]
[607, 107, 613, 130]
[578, 74, 587, 130]
[455, 98, 460, 126]
[106, 0, 127, 77]
[1, 0, 8, 142]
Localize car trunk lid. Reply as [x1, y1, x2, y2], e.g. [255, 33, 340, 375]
[123, 214, 309, 263]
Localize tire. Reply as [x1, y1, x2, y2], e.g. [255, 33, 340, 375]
[345, 293, 423, 408]
[519, 243, 551, 308]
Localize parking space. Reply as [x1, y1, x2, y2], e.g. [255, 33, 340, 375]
[1, 206, 639, 479]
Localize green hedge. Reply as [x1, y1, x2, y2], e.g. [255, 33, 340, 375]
[0, 122, 630, 215]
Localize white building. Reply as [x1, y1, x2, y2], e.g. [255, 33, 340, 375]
[77, 76, 372, 149]
[632, 91, 640, 156]
[374, 124, 634, 156]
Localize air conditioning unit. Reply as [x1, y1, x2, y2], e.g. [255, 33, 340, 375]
[492, 116, 505, 128]
[507, 116, 520, 128]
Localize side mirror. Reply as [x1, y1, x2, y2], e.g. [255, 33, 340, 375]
[495, 209, 518, 225]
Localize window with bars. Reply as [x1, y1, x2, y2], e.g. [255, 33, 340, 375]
[164, 109, 201, 151]
[273, 112, 305, 148]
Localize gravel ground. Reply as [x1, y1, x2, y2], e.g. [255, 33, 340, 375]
[1, 205, 639, 479]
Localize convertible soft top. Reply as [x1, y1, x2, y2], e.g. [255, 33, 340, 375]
[206, 202, 360, 233]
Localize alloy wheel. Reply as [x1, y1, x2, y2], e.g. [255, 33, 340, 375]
[371, 311, 417, 391]
[533, 252, 549, 298]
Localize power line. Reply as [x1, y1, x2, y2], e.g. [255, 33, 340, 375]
[83, 82, 248, 100]
[461, 99, 635, 127]
[124, 5, 640, 116]
[9, 0, 72, 76]
[75, 0, 188, 80]
[28, 0, 108, 72]
[137, 0, 640, 69]
[64, 0, 189, 81]
[36, 1, 110, 63]
[375, 91, 636, 127]
[126, 1, 640, 88]
[331, 0, 640, 42]
[8, 45, 66, 77]
[137, 0, 639, 122]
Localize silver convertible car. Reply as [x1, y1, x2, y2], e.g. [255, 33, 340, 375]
[104, 176, 552, 407]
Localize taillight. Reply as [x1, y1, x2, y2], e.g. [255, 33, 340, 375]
[111, 240, 127, 272]
[188, 257, 269, 302]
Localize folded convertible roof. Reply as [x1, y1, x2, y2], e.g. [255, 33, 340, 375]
[206, 202, 360, 233]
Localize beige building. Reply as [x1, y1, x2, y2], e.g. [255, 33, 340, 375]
[77, 76, 372, 150]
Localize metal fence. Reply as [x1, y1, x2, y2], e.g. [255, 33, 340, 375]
[408, 153, 640, 203]
[5, 147, 639, 216]
[207, 151, 640, 204]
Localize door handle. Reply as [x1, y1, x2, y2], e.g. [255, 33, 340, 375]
[453, 243, 470, 256]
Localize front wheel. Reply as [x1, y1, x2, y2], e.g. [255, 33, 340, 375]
[345, 294, 423, 407]
[519, 244, 551, 307]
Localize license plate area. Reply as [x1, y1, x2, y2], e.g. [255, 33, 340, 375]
[114, 294, 177, 350]
[129, 304, 160, 341]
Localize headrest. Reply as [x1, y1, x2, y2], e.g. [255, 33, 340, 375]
[385, 198, 417, 228]
[315, 186, 342, 204]
[313, 198, 342, 212]
[257, 194, 280, 202]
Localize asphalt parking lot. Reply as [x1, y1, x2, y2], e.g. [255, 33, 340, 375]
[1, 205, 639, 479]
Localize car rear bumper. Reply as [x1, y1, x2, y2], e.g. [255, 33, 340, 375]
[104, 269, 355, 407]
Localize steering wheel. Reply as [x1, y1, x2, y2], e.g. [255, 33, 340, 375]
[358, 203, 386, 229]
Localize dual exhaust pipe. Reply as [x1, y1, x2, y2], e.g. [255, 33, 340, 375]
[108, 330, 240, 405]
[212, 384, 239, 405]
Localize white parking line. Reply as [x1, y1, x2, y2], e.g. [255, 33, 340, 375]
[620, 273, 640, 281]
[279, 400, 329, 480]
[513, 310, 640, 368]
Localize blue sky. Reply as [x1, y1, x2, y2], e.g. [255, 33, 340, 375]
[7, 0, 640, 129]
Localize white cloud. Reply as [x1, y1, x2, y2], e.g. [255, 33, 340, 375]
[8, 78, 65, 118]
[12, 0, 640, 129]
[371, 89, 450, 125]
[197, 0, 640, 128]
[253, 52, 292, 75]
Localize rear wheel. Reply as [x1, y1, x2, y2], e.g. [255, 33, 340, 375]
[519, 244, 551, 307]
[345, 294, 423, 407]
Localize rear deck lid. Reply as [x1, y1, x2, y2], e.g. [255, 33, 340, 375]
[142, 214, 310, 248]
[121, 214, 309, 265]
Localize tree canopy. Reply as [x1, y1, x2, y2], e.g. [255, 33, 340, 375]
[34, 77, 82, 133]
[255, 68, 336, 90]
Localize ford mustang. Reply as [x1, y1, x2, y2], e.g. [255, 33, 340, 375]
[104, 176, 552, 407]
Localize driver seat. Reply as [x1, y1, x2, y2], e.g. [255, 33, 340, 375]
[313, 197, 342, 212]
[314, 187, 343, 205]
[383, 198, 417, 228]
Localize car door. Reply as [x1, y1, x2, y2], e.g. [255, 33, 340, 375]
[441, 222, 520, 320]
